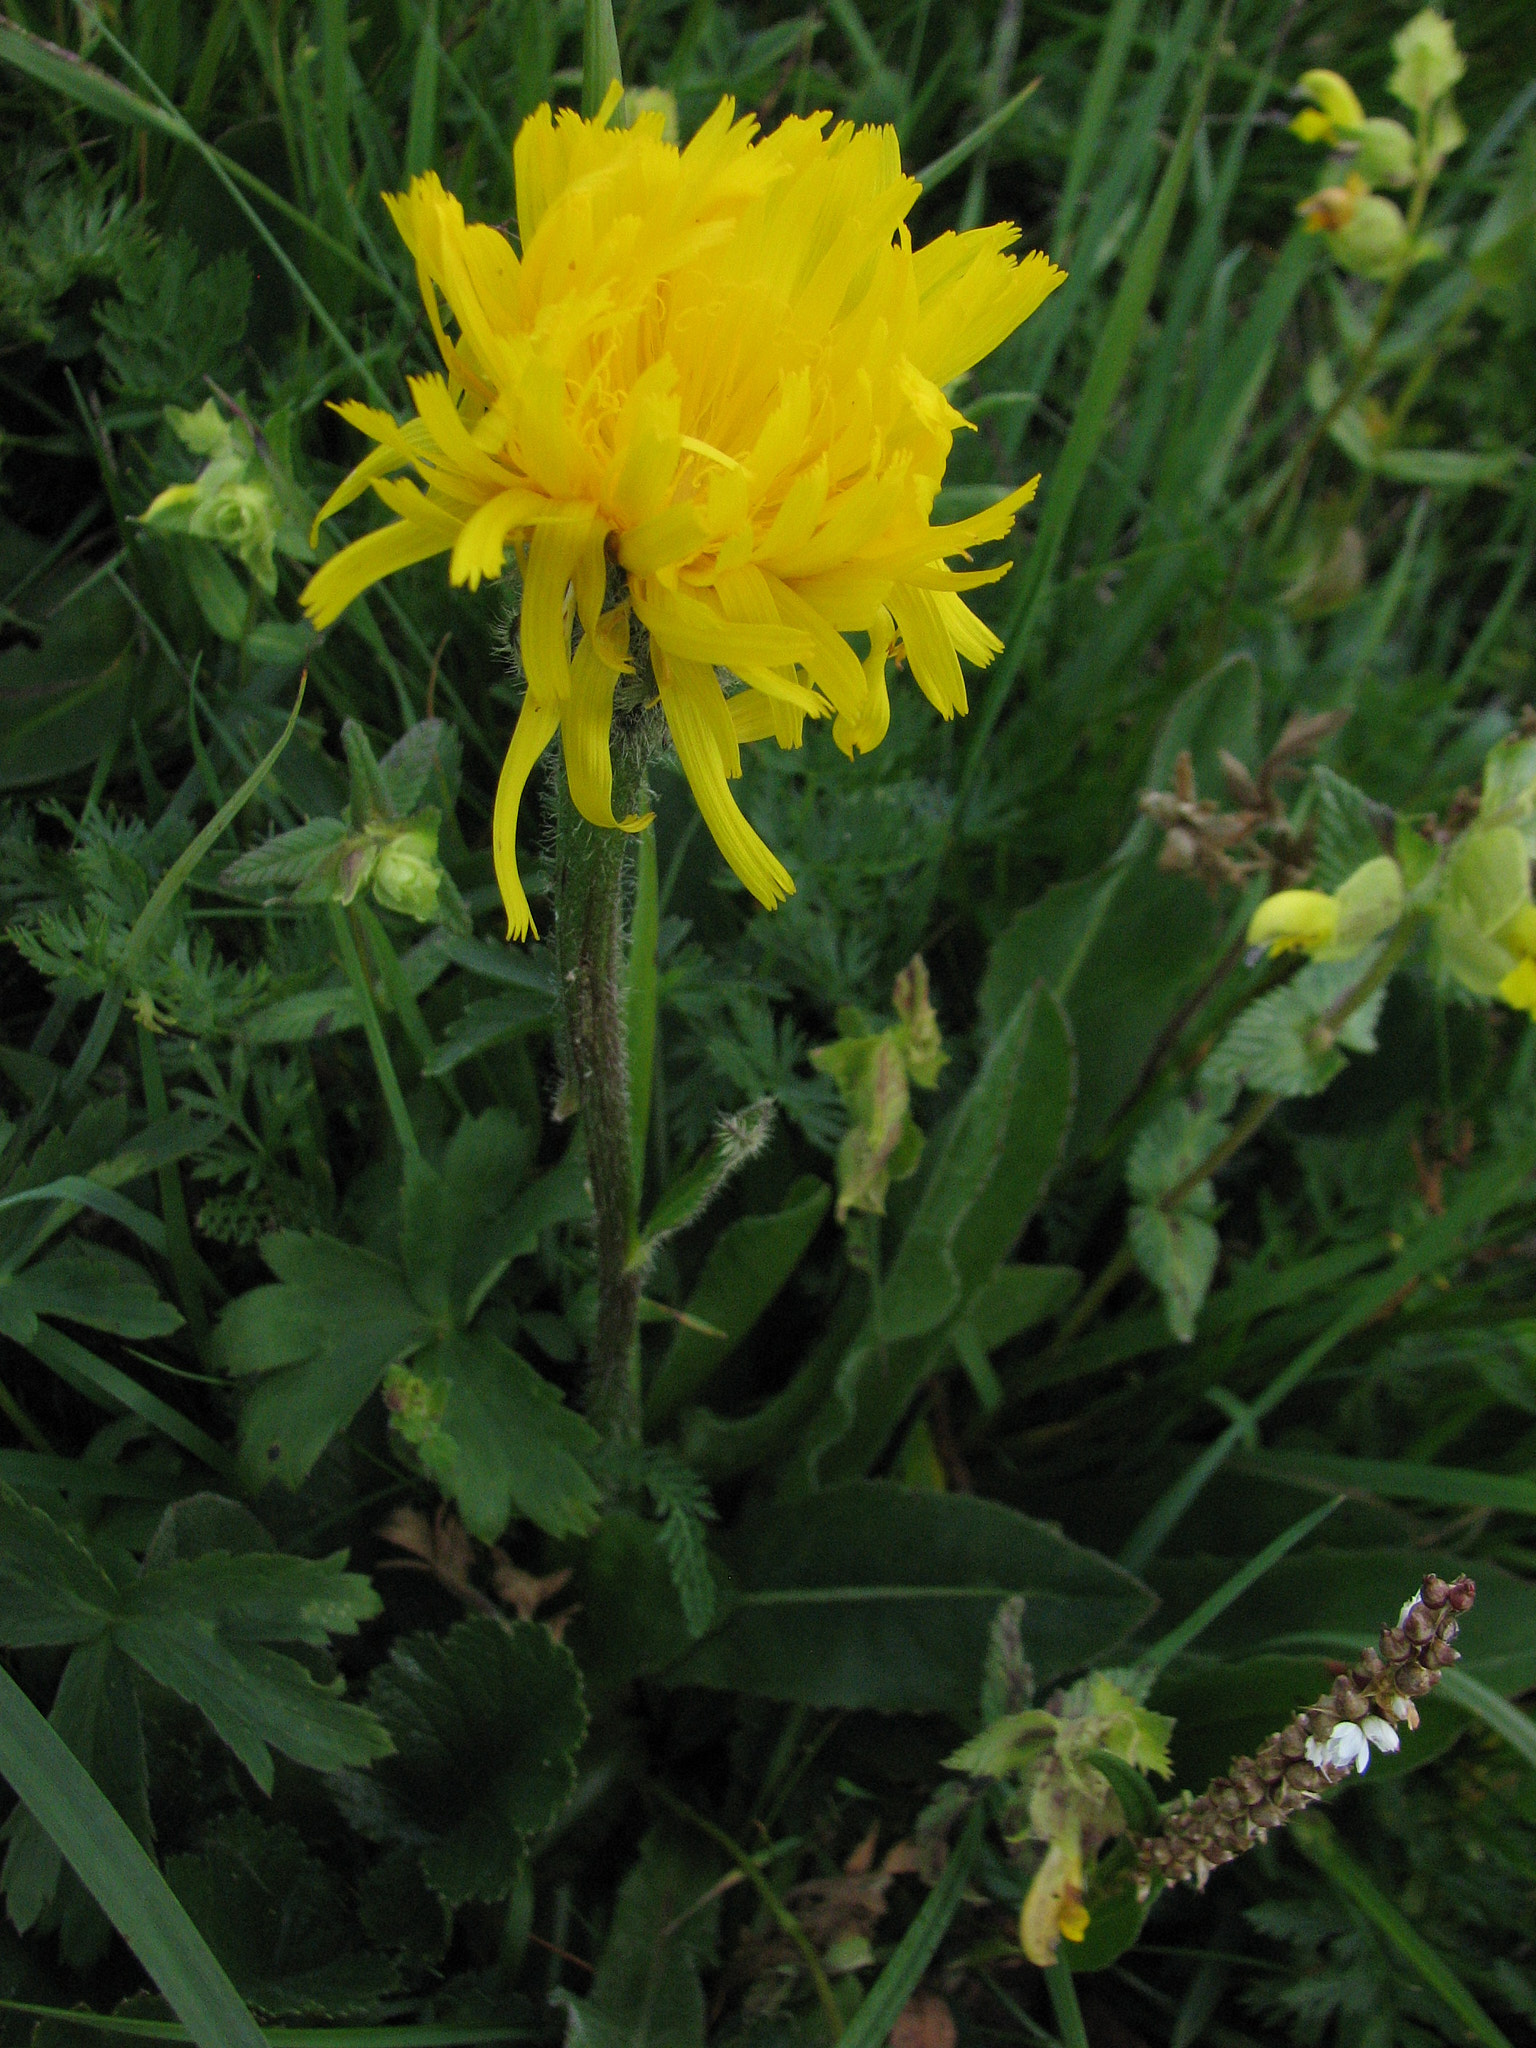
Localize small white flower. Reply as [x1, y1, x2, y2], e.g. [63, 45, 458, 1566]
[1305, 1722, 1371, 1774]
[1391, 1696, 1412, 1721]
[1362, 1715, 1401, 1757]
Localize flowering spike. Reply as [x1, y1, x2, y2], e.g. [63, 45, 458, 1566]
[1132, 1573, 1475, 1896]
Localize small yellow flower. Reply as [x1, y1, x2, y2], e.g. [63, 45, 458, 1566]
[301, 89, 1065, 938]
[1020, 1839, 1089, 1967]
[1290, 69, 1366, 146]
[1249, 857, 1405, 962]
[1248, 888, 1340, 957]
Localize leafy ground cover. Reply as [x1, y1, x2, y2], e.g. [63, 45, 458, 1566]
[1, 0, 1536, 2043]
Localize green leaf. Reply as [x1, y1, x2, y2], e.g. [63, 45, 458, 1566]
[980, 660, 1259, 1158]
[408, 1330, 601, 1542]
[643, 1176, 830, 1428]
[179, 538, 250, 642]
[399, 1111, 535, 1322]
[1233, 1449, 1536, 1517]
[1201, 978, 1347, 1099]
[166, 1813, 399, 2019]
[1127, 1204, 1220, 1344]
[880, 987, 1074, 1341]
[0, 1485, 119, 1646]
[213, 1232, 431, 1490]
[337, 1618, 587, 1907]
[0, 1486, 387, 1794]
[664, 1482, 1154, 1715]
[1308, 765, 1394, 891]
[1080, 1748, 1163, 1834]
[0, 1662, 269, 2048]
[561, 1827, 719, 2048]
[0, 556, 138, 791]
[6, 1247, 183, 1339]
[2, 1639, 149, 1955]
[220, 819, 349, 900]
[962, 1264, 1080, 1351]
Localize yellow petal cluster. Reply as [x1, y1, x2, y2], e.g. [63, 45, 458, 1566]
[300, 87, 1064, 937]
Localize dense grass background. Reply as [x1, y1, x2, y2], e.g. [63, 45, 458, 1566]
[2, 0, 1536, 2042]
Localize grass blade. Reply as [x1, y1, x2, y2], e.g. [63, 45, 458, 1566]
[1139, 1497, 1344, 1672]
[1235, 1450, 1536, 1518]
[838, 1803, 986, 2047]
[1291, 1815, 1513, 2048]
[404, 0, 441, 178]
[1053, 0, 1147, 254]
[0, 2011, 534, 2046]
[1119, 1130, 1536, 1570]
[121, 679, 305, 984]
[0, 1666, 267, 2048]
[1438, 1670, 1536, 1773]
[25, 1323, 236, 1482]
[915, 78, 1039, 196]
[582, 0, 623, 116]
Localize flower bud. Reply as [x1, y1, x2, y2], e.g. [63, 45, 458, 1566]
[1328, 194, 1412, 281]
[1291, 68, 1366, 144]
[1427, 99, 1467, 171]
[1353, 117, 1416, 189]
[1389, 9, 1465, 114]
[372, 823, 444, 922]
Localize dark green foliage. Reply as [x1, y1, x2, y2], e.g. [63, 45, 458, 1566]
[1, 0, 1535, 2043]
[336, 1616, 587, 1907]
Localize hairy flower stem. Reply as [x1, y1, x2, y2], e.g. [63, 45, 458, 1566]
[551, 652, 667, 1442]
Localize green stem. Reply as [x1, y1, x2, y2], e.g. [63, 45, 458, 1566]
[550, 669, 666, 1441]
[328, 902, 419, 1162]
[1044, 1960, 1091, 2048]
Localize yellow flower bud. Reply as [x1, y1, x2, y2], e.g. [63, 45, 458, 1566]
[1501, 903, 1536, 959]
[1389, 10, 1465, 115]
[1293, 69, 1366, 144]
[1248, 889, 1340, 958]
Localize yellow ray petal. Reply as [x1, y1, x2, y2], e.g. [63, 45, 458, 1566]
[450, 486, 548, 589]
[630, 577, 810, 670]
[889, 582, 967, 717]
[301, 520, 454, 628]
[562, 624, 654, 833]
[655, 651, 793, 910]
[492, 690, 561, 941]
[521, 514, 597, 704]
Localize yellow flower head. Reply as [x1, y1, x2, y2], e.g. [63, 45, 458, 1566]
[1248, 888, 1340, 958]
[1290, 69, 1366, 146]
[300, 88, 1065, 937]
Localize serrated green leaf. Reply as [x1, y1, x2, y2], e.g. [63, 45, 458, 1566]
[337, 1618, 587, 1907]
[6, 1247, 183, 1339]
[1127, 1204, 1219, 1344]
[408, 1330, 600, 1542]
[166, 1814, 400, 2020]
[0, 1485, 118, 1647]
